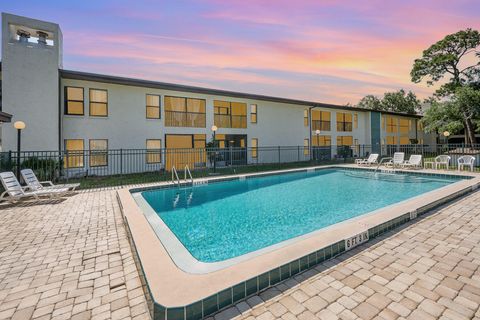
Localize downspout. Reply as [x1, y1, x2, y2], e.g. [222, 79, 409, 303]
[309, 106, 313, 161]
[58, 74, 62, 152]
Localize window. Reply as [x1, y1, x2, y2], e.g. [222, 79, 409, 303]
[146, 94, 161, 119]
[213, 100, 247, 128]
[336, 113, 353, 132]
[312, 110, 331, 131]
[304, 109, 309, 127]
[164, 96, 206, 127]
[89, 89, 108, 116]
[65, 87, 84, 115]
[399, 119, 409, 134]
[64, 139, 84, 168]
[336, 136, 353, 146]
[89, 139, 108, 167]
[304, 138, 309, 155]
[386, 116, 397, 133]
[354, 113, 358, 129]
[146, 139, 162, 164]
[386, 136, 397, 145]
[313, 135, 331, 146]
[251, 138, 258, 159]
[250, 104, 257, 123]
[399, 136, 410, 145]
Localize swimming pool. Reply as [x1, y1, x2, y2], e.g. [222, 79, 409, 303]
[140, 168, 461, 263]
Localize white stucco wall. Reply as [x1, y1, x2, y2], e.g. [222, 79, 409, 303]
[1, 13, 62, 152]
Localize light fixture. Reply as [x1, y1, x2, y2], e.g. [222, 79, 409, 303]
[315, 129, 320, 135]
[14, 121, 26, 130]
[211, 125, 218, 132]
[443, 131, 450, 137]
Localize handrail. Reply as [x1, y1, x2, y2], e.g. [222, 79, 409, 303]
[374, 157, 393, 173]
[171, 166, 180, 186]
[184, 165, 193, 184]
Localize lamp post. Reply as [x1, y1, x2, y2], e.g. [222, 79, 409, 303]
[14, 121, 26, 179]
[211, 125, 218, 173]
[443, 131, 450, 148]
[314, 129, 320, 161]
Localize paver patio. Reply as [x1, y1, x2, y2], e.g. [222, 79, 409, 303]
[0, 189, 479, 320]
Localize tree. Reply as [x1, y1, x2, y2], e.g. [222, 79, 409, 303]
[411, 28, 480, 144]
[357, 95, 382, 111]
[356, 89, 420, 114]
[380, 89, 420, 114]
[421, 87, 480, 139]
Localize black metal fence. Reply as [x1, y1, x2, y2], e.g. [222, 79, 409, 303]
[0, 144, 478, 190]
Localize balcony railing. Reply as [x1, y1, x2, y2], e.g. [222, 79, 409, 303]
[165, 111, 206, 128]
[312, 120, 331, 131]
[214, 114, 247, 129]
[336, 122, 353, 132]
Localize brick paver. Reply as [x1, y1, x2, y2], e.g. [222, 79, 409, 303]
[227, 191, 480, 320]
[0, 191, 150, 320]
[1, 189, 480, 320]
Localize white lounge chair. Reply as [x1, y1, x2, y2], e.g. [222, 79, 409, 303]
[355, 153, 379, 166]
[401, 155, 422, 169]
[0, 172, 69, 203]
[385, 152, 405, 168]
[21, 169, 79, 192]
[457, 155, 475, 172]
[434, 155, 451, 170]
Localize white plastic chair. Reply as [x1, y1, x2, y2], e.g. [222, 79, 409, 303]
[21, 169, 79, 192]
[0, 172, 69, 203]
[434, 155, 451, 170]
[402, 155, 422, 169]
[385, 152, 405, 168]
[457, 155, 475, 172]
[355, 153, 379, 166]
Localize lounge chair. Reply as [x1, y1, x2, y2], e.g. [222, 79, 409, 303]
[21, 169, 79, 192]
[401, 155, 422, 169]
[0, 171, 69, 203]
[457, 155, 475, 172]
[434, 155, 451, 170]
[384, 152, 405, 168]
[355, 153, 379, 166]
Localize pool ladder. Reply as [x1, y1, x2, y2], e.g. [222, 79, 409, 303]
[374, 157, 393, 173]
[171, 165, 194, 186]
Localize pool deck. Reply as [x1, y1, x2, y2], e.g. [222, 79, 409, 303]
[0, 166, 479, 320]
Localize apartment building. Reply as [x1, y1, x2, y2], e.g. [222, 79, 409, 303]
[0, 13, 435, 171]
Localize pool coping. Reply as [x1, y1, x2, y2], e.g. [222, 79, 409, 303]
[117, 165, 480, 320]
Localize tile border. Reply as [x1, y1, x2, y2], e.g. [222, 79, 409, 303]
[117, 166, 480, 320]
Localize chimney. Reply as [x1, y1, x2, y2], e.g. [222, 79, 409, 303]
[37, 31, 48, 45]
[16, 29, 30, 43]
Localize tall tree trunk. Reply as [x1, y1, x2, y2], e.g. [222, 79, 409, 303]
[464, 117, 476, 146]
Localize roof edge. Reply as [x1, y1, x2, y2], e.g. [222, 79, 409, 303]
[57, 68, 416, 118]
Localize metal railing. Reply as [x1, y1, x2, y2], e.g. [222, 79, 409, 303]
[214, 114, 247, 128]
[1, 144, 478, 190]
[312, 120, 331, 131]
[164, 110, 206, 127]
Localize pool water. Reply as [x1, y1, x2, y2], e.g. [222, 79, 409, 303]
[141, 169, 459, 262]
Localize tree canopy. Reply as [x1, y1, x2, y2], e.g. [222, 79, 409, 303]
[411, 28, 480, 143]
[356, 89, 420, 114]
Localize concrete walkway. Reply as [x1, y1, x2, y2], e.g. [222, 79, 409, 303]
[0, 190, 479, 320]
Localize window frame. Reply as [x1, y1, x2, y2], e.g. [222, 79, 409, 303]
[336, 112, 353, 132]
[146, 94, 161, 119]
[251, 138, 258, 159]
[250, 104, 257, 124]
[304, 109, 309, 127]
[146, 139, 162, 164]
[89, 139, 108, 167]
[64, 139, 85, 168]
[304, 138, 310, 155]
[89, 88, 108, 117]
[64, 86, 85, 116]
[164, 95, 206, 128]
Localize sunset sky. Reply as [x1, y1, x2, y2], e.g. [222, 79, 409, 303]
[2, 0, 479, 104]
